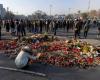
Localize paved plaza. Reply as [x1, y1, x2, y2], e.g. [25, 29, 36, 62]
[0, 53, 100, 80]
[0, 27, 100, 80]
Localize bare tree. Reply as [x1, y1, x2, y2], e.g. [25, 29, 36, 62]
[90, 10, 97, 18]
[4, 11, 15, 19]
[81, 12, 88, 19]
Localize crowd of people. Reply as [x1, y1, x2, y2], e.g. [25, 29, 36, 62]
[0, 18, 100, 39]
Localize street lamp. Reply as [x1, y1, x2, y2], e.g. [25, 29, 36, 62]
[7, 7, 9, 12]
[50, 4, 52, 16]
[69, 8, 71, 14]
[88, 0, 91, 11]
[88, 0, 91, 18]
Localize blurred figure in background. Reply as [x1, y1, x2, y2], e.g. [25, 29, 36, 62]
[54, 20, 58, 35]
[97, 21, 100, 38]
[83, 20, 91, 38]
[10, 19, 15, 36]
[66, 19, 70, 32]
[0, 20, 2, 40]
[5, 20, 10, 32]
[16, 19, 21, 38]
[74, 19, 80, 39]
[77, 19, 83, 38]
[20, 20, 26, 36]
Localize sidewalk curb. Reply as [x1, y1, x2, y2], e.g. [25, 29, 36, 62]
[0, 66, 46, 77]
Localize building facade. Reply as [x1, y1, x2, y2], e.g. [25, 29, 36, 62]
[0, 4, 6, 19]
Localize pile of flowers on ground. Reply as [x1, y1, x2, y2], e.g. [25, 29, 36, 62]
[0, 34, 100, 68]
[0, 34, 57, 57]
[30, 39, 100, 68]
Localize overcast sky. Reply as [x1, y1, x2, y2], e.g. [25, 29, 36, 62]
[0, 0, 100, 15]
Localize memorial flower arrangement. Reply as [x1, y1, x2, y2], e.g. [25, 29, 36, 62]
[0, 34, 100, 68]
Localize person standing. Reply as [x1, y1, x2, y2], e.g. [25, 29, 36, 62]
[74, 20, 80, 39]
[39, 20, 43, 33]
[54, 20, 58, 35]
[31, 20, 35, 34]
[77, 19, 83, 38]
[45, 20, 48, 32]
[20, 20, 26, 36]
[66, 20, 70, 32]
[83, 20, 91, 38]
[26, 20, 32, 32]
[70, 20, 74, 30]
[0, 20, 2, 40]
[49, 20, 53, 33]
[10, 20, 15, 36]
[16, 20, 21, 38]
[97, 21, 100, 38]
[63, 20, 66, 31]
[52, 20, 55, 32]
[34, 20, 39, 34]
[5, 20, 10, 32]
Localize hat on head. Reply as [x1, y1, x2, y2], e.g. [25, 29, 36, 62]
[22, 46, 32, 53]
